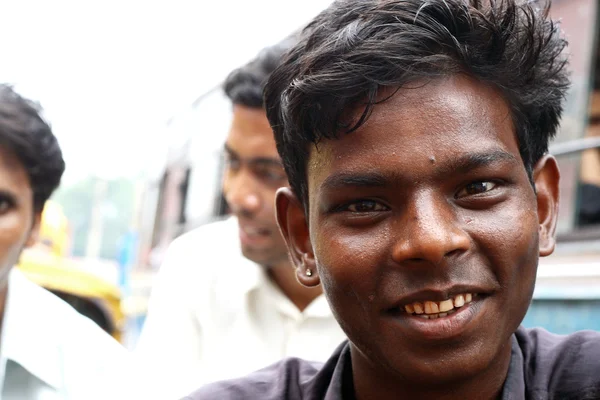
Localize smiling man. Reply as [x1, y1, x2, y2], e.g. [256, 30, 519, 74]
[184, 0, 600, 399]
[136, 42, 345, 399]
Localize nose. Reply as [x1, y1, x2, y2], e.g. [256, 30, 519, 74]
[391, 191, 470, 266]
[223, 170, 262, 217]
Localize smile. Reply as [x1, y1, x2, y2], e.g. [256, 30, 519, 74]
[240, 225, 270, 237]
[403, 293, 476, 319]
[385, 292, 487, 341]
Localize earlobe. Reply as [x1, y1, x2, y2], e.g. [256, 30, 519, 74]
[533, 155, 560, 257]
[275, 187, 321, 288]
[295, 252, 321, 288]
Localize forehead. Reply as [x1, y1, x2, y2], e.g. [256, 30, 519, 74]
[226, 104, 279, 158]
[308, 76, 522, 189]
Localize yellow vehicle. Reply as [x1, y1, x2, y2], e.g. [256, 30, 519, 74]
[16, 201, 125, 342]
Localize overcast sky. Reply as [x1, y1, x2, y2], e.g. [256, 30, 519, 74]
[0, 0, 331, 184]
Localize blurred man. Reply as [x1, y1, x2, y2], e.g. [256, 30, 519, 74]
[135, 42, 345, 398]
[0, 84, 129, 399]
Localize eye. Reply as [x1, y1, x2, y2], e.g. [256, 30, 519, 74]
[456, 181, 498, 198]
[0, 195, 15, 214]
[224, 155, 241, 171]
[346, 200, 388, 213]
[254, 166, 287, 183]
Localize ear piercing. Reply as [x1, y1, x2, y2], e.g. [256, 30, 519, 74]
[305, 268, 313, 277]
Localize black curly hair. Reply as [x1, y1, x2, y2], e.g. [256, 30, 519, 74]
[0, 85, 65, 212]
[265, 0, 570, 206]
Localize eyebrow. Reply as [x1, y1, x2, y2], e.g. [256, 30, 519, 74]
[320, 149, 519, 191]
[223, 144, 283, 167]
[438, 149, 519, 175]
[320, 172, 388, 191]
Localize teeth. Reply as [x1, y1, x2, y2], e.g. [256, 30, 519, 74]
[439, 299, 453, 312]
[424, 301, 439, 314]
[454, 294, 465, 308]
[402, 293, 477, 318]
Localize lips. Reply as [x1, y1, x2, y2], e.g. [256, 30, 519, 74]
[382, 286, 491, 340]
[240, 224, 270, 237]
[238, 221, 271, 247]
[384, 285, 489, 313]
[403, 293, 474, 319]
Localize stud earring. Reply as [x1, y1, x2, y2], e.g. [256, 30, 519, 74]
[305, 268, 313, 277]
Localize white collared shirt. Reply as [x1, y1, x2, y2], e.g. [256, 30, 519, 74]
[135, 217, 346, 399]
[0, 269, 130, 400]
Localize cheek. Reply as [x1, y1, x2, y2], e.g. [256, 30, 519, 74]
[467, 200, 539, 294]
[261, 189, 278, 214]
[0, 214, 31, 267]
[313, 222, 390, 308]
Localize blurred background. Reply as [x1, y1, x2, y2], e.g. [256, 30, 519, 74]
[1, 0, 599, 349]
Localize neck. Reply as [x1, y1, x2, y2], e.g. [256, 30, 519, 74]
[352, 341, 512, 400]
[268, 262, 322, 311]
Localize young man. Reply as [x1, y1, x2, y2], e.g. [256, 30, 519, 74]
[135, 42, 345, 398]
[0, 85, 129, 399]
[184, 1, 600, 399]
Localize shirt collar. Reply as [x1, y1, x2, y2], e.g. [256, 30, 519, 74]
[500, 332, 526, 400]
[244, 269, 333, 320]
[303, 293, 333, 318]
[215, 217, 332, 318]
[300, 340, 350, 400]
[1, 268, 63, 389]
[311, 332, 527, 400]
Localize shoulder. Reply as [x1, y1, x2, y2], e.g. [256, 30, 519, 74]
[12, 269, 124, 355]
[183, 357, 323, 400]
[154, 217, 243, 286]
[517, 327, 600, 399]
[7, 270, 127, 395]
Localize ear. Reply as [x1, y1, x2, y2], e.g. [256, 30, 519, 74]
[25, 212, 42, 248]
[275, 187, 320, 288]
[533, 155, 560, 257]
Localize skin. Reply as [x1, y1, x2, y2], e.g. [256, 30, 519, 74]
[276, 76, 560, 399]
[0, 145, 41, 330]
[223, 104, 322, 311]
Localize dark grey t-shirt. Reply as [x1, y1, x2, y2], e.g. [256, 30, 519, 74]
[183, 327, 600, 400]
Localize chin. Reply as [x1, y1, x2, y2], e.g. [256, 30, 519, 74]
[353, 329, 507, 385]
[398, 354, 493, 384]
[240, 246, 269, 266]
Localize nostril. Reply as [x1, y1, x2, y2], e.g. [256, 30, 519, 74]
[446, 249, 463, 258]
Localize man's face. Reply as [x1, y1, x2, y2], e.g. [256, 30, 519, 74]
[278, 76, 559, 384]
[0, 145, 39, 291]
[223, 104, 289, 268]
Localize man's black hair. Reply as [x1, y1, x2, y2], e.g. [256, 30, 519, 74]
[264, 0, 570, 206]
[0, 84, 65, 212]
[224, 39, 296, 108]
